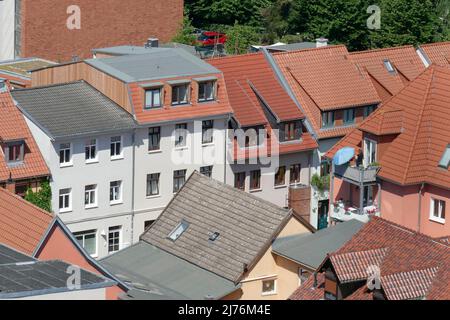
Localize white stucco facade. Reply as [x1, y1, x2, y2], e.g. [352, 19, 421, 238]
[0, 0, 16, 61]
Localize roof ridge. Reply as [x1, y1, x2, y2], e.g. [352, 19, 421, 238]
[349, 45, 415, 56]
[12, 80, 85, 91]
[207, 52, 262, 62]
[271, 44, 347, 56]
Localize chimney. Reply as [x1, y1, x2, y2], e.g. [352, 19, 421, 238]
[5, 173, 15, 194]
[288, 184, 311, 222]
[316, 37, 328, 48]
[145, 38, 159, 48]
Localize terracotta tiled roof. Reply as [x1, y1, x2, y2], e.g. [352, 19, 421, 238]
[0, 87, 50, 183]
[324, 128, 363, 159]
[289, 273, 325, 300]
[0, 188, 53, 256]
[420, 41, 450, 66]
[349, 46, 425, 101]
[272, 46, 380, 138]
[291, 218, 450, 300]
[208, 53, 304, 126]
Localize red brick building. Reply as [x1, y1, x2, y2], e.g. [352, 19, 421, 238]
[14, 0, 183, 62]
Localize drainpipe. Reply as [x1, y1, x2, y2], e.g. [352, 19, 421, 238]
[223, 115, 231, 184]
[417, 183, 425, 233]
[130, 129, 136, 245]
[329, 161, 335, 222]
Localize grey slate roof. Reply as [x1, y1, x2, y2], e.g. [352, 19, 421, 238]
[11, 81, 136, 139]
[141, 172, 293, 283]
[0, 244, 33, 265]
[101, 241, 238, 300]
[272, 219, 365, 270]
[85, 48, 220, 83]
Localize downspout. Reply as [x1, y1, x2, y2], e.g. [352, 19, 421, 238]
[130, 129, 136, 245]
[417, 183, 425, 233]
[223, 114, 232, 184]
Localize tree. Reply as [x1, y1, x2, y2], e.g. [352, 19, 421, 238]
[224, 24, 263, 54]
[25, 180, 52, 212]
[171, 10, 197, 46]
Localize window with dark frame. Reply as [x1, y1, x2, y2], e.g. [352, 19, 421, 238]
[148, 127, 161, 151]
[144, 87, 162, 109]
[284, 122, 296, 141]
[171, 84, 189, 105]
[202, 120, 214, 144]
[173, 170, 187, 193]
[343, 108, 355, 124]
[250, 170, 261, 190]
[200, 166, 213, 178]
[290, 164, 301, 184]
[198, 81, 215, 102]
[322, 111, 335, 128]
[364, 105, 376, 119]
[274, 166, 286, 186]
[234, 172, 246, 190]
[175, 123, 188, 148]
[146, 173, 160, 197]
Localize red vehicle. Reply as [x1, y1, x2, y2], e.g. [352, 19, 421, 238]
[197, 31, 227, 47]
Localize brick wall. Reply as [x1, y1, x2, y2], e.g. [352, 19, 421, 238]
[288, 185, 311, 222]
[20, 0, 184, 62]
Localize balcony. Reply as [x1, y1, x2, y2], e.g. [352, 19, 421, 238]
[334, 164, 379, 185]
[330, 201, 380, 223]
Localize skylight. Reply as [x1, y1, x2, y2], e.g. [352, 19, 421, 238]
[209, 232, 220, 242]
[383, 59, 395, 73]
[168, 220, 189, 241]
[438, 144, 450, 169]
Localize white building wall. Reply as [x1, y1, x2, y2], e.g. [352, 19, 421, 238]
[132, 116, 228, 242]
[0, 0, 16, 61]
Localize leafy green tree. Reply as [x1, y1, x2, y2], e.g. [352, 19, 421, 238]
[171, 10, 197, 46]
[224, 24, 263, 54]
[25, 180, 52, 212]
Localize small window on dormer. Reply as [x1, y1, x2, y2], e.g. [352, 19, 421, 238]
[3, 141, 25, 164]
[145, 88, 162, 109]
[198, 81, 216, 102]
[171, 84, 189, 105]
[383, 59, 395, 73]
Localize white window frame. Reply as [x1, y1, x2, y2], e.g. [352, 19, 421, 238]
[59, 143, 72, 167]
[108, 226, 122, 254]
[110, 136, 123, 160]
[59, 188, 72, 213]
[110, 180, 123, 205]
[174, 123, 188, 148]
[84, 184, 98, 209]
[364, 138, 377, 167]
[261, 278, 277, 296]
[74, 230, 98, 257]
[85, 138, 98, 163]
[430, 198, 446, 224]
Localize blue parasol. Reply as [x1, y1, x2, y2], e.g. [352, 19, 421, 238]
[333, 147, 355, 166]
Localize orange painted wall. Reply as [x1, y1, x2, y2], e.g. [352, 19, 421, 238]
[35, 224, 124, 299]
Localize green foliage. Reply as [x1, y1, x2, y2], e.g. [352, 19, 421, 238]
[311, 173, 330, 192]
[171, 10, 197, 46]
[224, 24, 263, 54]
[25, 180, 52, 212]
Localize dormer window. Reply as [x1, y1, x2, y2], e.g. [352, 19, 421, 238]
[171, 84, 189, 105]
[144, 87, 162, 109]
[282, 122, 301, 142]
[198, 81, 216, 102]
[3, 141, 25, 164]
[383, 59, 395, 73]
[322, 111, 335, 128]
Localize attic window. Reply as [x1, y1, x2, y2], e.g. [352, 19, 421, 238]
[168, 220, 189, 241]
[209, 232, 220, 241]
[383, 59, 395, 73]
[3, 141, 25, 164]
[438, 144, 450, 169]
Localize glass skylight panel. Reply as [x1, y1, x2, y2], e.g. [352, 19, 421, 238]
[438, 145, 450, 169]
[168, 220, 189, 241]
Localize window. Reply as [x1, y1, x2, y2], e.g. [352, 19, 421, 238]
[108, 226, 122, 254]
[363, 186, 374, 207]
[430, 199, 446, 223]
[274, 166, 286, 186]
[320, 160, 331, 176]
[84, 184, 97, 208]
[322, 111, 335, 128]
[59, 188, 72, 212]
[364, 138, 377, 167]
[198, 81, 215, 102]
[85, 139, 97, 162]
[110, 136, 122, 159]
[364, 105, 376, 119]
[283, 122, 297, 141]
[74, 230, 97, 256]
[59, 143, 71, 166]
[235, 172, 246, 190]
[250, 170, 261, 191]
[4, 142, 24, 164]
[290, 164, 301, 184]
[148, 127, 161, 151]
[146, 173, 160, 197]
[202, 120, 214, 144]
[168, 220, 189, 241]
[262, 279, 276, 295]
[200, 166, 213, 178]
[384, 59, 395, 73]
[299, 269, 311, 286]
[343, 109, 355, 124]
[171, 84, 189, 105]
[144, 220, 155, 230]
[173, 170, 187, 193]
[145, 88, 162, 109]
[175, 123, 188, 148]
[438, 145, 450, 169]
[110, 181, 122, 204]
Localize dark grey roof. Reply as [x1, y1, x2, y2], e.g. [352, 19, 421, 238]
[0, 259, 115, 299]
[85, 48, 220, 83]
[272, 219, 365, 270]
[141, 172, 292, 283]
[101, 241, 238, 300]
[11, 81, 136, 139]
[0, 244, 34, 265]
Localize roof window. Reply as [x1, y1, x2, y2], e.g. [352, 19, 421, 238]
[383, 59, 395, 73]
[209, 232, 220, 242]
[438, 144, 450, 169]
[168, 220, 189, 241]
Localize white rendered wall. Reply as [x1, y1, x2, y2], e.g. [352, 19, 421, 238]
[0, 0, 15, 61]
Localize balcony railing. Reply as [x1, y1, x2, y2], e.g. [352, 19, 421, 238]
[330, 202, 380, 223]
[334, 164, 379, 185]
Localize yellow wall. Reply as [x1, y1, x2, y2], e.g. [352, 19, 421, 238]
[231, 217, 312, 300]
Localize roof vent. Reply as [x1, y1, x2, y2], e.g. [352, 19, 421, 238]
[316, 37, 328, 48]
[145, 38, 159, 48]
[209, 232, 220, 242]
